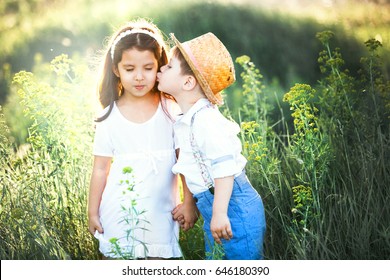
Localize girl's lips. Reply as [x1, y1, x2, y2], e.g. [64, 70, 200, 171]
[135, 85, 145, 90]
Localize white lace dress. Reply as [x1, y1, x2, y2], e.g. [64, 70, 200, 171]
[92, 99, 182, 259]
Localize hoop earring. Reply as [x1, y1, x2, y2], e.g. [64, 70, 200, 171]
[117, 81, 124, 97]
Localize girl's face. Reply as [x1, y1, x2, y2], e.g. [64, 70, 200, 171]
[114, 48, 158, 99]
[157, 56, 185, 97]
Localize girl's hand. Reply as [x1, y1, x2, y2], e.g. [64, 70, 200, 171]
[88, 214, 103, 235]
[88, 155, 110, 236]
[210, 212, 233, 244]
[172, 204, 187, 230]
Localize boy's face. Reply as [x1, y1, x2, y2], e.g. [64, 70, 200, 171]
[157, 56, 186, 97]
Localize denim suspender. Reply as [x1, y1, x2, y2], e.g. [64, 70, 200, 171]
[190, 104, 215, 194]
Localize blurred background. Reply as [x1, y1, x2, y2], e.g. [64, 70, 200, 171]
[1, 0, 389, 103]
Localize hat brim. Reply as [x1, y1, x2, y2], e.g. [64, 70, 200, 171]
[170, 33, 223, 105]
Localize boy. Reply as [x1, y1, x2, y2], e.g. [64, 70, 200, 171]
[157, 33, 266, 260]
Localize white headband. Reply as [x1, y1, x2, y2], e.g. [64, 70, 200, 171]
[110, 29, 164, 60]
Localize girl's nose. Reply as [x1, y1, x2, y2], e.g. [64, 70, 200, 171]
[135, 71, 144, 81]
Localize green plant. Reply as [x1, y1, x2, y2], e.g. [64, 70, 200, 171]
[232, 32, 389, 260]
[205, 242, 225, 260]
[313, 31, 390, 259]
[0, 54, 98, 259]
[282, 83, 331, 259]
[179, 216, 205, 260]
[108, 167, 150, 259]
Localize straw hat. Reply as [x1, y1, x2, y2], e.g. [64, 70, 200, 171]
[170, 32, 235, 105]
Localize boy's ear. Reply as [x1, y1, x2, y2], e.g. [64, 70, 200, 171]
[183, 75, 197, 91]
[112, 66, 120, 77]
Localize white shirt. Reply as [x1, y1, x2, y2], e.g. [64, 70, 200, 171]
[173, 98, 247, 195]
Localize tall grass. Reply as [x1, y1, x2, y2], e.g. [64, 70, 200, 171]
[234, 31, 390, 259]
[0, 55, 99, 259]
[0, 32, 389, 259]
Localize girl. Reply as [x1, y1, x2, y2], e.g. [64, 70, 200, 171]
[88, 19, 197, 259]
[158, 33, 266, 260]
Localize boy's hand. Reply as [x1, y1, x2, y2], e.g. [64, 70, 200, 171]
[210, 212, 233, 244]
[211, 176, 234, 244]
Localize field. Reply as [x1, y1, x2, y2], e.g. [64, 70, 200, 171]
[0, 0, 389, 260]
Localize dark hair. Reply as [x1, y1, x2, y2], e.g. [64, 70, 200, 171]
[96, 19, 171, 122]
[171, 46, 194, 76]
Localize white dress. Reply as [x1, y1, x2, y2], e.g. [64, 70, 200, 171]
[92, 98, 182, 259]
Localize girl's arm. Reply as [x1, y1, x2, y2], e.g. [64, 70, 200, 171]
[210, 176, 234, 244]
[88, 156, 111, 235]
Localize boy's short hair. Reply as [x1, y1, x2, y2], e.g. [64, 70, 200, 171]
[171, 46, 193, 76]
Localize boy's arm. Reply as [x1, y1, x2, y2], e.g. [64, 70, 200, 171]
[88, 156, 111, 235]
[210, 176, 234, 244]
[172, 174, 199, 231]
